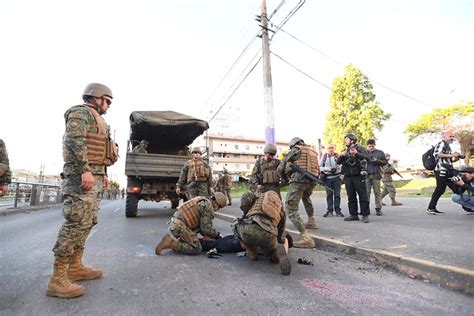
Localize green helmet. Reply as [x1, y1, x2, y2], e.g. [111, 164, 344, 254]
[240, 191, 257, 213]
[191, 146, 202, 154]
[289, 137, 303, 147]
[83, 83, 113, 99]
[263, 144, 277, 154]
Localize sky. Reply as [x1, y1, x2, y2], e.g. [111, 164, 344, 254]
[1, 0, 472, 187]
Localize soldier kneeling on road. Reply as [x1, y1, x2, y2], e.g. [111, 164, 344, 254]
[232, 191, 291, 275]
[155, 192, 228, 255]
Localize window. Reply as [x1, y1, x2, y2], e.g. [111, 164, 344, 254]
[235, 164, 239, 168]
[245, 145, 249, 150]
[235, 144, 239, 150]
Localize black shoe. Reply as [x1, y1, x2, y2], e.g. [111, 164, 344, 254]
[362, 215, 369, 223]
[335, 212, 344, 217]
[344, 215, 359, 221]
[323, 211, 334, 217]
[376, 208, 383, 216]
[426, 208, 444, 215]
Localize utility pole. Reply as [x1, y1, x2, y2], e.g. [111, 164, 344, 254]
[260, 0, 275, 145]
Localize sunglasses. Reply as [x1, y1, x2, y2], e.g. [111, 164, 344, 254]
[192, 151, 201, 154]
[102, 97, 112, 106]
[265, 152, 275, 156]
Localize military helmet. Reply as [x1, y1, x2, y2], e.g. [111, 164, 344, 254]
[213, 192, 227, 208]
[82, 83, 113, 99]
[191, 146, 202, 154]
[263, 143, 277, 154]
[289, 137, 304, 147]
[240, 191, 257, 212]
[385, 153, 391, 158]
[344, 133, 358, 143]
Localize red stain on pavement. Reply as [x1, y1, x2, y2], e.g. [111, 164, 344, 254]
[301, 278, 395, 309]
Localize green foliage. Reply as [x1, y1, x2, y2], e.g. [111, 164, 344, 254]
[323, 64, 391, 151]
[405, 101, 474, 163]
[109, 180, 120, 189]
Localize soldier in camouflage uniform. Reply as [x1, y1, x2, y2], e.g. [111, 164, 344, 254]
[381, 153, 402, 206]
[176, 146, 214, 198]
[0, 139, 11, 196]
[155, 192, 228, 255]
[251, 144, 281, 196]
[277, 137, 318, 248]
[233, 191, 291, 275]
[132, 139, 149, 153]
[47, 83, 118, 299]
[218, 169, 232, 205]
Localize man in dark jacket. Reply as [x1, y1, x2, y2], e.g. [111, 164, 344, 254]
[365, 139, 387, 215]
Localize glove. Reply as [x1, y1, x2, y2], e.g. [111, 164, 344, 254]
[206, 248, 222, 259]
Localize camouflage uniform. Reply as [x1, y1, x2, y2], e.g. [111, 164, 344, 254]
[0, 139, 12, 189]
[217, 171, 232, 205]
[132, 143, 148, 153]
[233, 192, 286, 257]
[168, 196, 220, 255]
[277, 145, 318, 234]
[177, 158, 213, 198]
[251, 156, 281, 196]
[381, 163, 398, 199]
[53, 105, 115, 258]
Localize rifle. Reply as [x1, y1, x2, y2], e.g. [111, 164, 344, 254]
[394, 169, 403, 179]
[289, 164, 333, 193]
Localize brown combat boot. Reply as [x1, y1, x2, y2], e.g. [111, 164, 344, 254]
[67, 250, 102, 282]
[155, 234, 174, 255]
[305, 216, 318, 229]
[47, 257, 85, 298]
[293, 232, 316, 248]
[391, 198, 402, 206]
[275, 244, 291, 275]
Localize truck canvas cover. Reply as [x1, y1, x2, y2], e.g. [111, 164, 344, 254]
[129, 111, 209, 153]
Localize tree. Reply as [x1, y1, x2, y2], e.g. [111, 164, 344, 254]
[405, 101, 474, 165]
[323, 64, 391, 151]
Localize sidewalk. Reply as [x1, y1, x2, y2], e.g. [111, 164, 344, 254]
[216, 193, 474, 295]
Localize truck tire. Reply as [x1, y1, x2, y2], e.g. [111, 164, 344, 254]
[125, 194, 139, 218]
[171, 199, 180, 209]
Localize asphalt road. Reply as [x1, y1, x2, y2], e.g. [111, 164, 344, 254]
[0, 199, 473, 315]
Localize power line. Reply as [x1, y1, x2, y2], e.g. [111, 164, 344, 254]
[273, 25, 435, 108]
[270, 0, 306, 40]
[208, 57, 262, 123]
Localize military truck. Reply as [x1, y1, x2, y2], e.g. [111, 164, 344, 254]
[124, 111, 209, 217]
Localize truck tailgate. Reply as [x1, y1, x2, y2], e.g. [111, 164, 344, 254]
[125, 152, 189, 178]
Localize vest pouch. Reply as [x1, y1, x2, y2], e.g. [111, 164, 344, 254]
[261, 191, 282, 226]
[104, 139, 119, 166]
[262, 169, 279, 184]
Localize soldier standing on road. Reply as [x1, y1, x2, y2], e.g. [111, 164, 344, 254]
[132, 139, 149, 153]
[155, 192, 228, 255]
[337, 133, 371, 223]
[47, 83, 118, 299]
[381, 153, 403, 206]
[277, 137, 318, 248]
[0, 139, 11, 196]
[232, 191, 291, 275]
[176, 147, 214, 198]
[251, 144, 282, 196]
[219, 169, 233, 206]
[365, 139, 387, 216]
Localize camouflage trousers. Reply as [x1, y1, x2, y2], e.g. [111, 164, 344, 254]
[233, 219, 277, 257]
[366, 175, 382, 210]
[169, 219, 202, 255]
[187, 181, 210, 198]
[285, 182, 315, 234]
[52, 175, 103, 258]
[220, 188, 231, 205]
[382, 179, 397, 199]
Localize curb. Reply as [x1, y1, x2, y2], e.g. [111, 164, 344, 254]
[215, 212, 474, 296]
[0, 204, 62, 216]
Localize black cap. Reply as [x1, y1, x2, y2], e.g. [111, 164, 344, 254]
[459, 166, 474, 173]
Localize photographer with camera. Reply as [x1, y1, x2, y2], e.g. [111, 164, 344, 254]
[450, 166, 474, 212]
[320, 144, 343, 217]
[337, 133, 371, 223]
[427, 131, 463, 215]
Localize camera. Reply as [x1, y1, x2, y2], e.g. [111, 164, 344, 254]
[448, 169, 465, 183]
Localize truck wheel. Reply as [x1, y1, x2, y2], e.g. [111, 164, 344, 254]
[125, 194, 139, 218]
[171, 199, 180, 209]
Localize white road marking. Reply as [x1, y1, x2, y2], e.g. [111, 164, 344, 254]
[113, 208, 120, 213]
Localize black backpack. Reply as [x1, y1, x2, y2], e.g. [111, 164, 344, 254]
[422, 146, 436, 170]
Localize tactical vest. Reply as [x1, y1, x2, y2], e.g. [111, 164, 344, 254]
[261, 159, 280, 184]
[186, 158, 210, 182]
[294, 145, 320, 175]
[176, 196, 209, 230]
[246, 191, 281, 227]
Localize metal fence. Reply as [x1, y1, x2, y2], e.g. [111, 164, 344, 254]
[0, 181, 62, 210]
